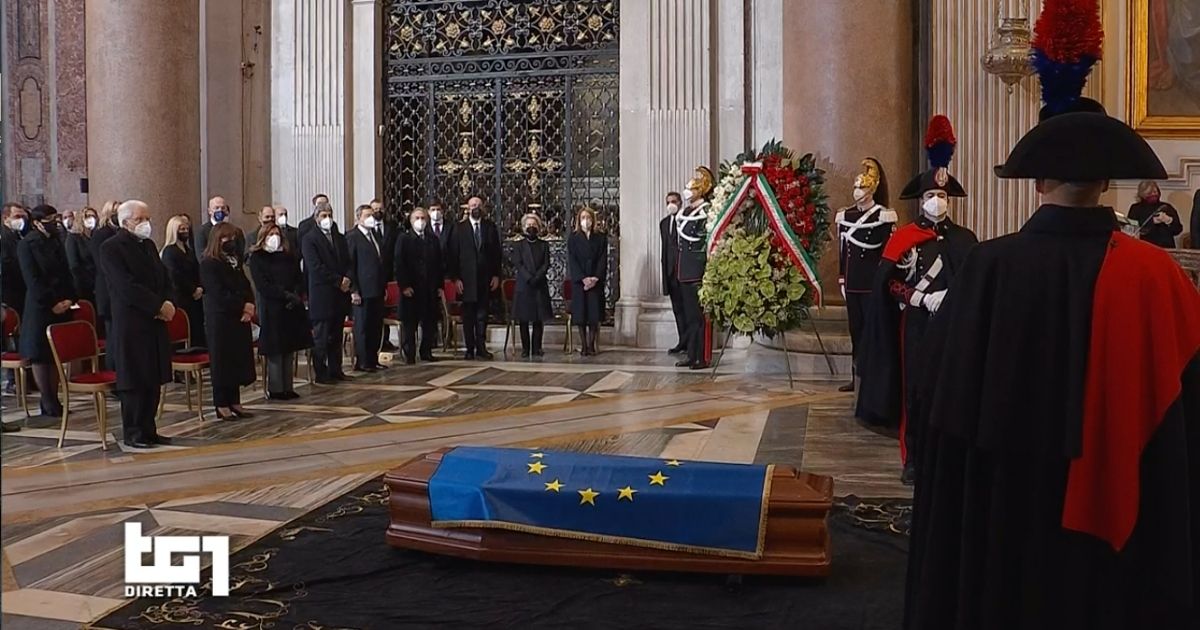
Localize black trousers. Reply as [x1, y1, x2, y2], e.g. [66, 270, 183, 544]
[117, 387, 161, 442]
[845, 291, 869, 369]
[679, 281, 705, 364]
[102, 316, 116, 370]
[310, 318, 345, 379]
[666, 277, 687, 350]
[352, 297, 384, 369]
[212, 385, 241, 408]
[519, 321, 544, 353]
[402, 316, 437, 359]
[462, 300, 489, 353]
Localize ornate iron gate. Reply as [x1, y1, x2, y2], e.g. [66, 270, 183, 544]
[383, 0, 620, 318]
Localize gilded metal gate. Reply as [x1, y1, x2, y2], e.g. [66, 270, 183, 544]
[383, 0, 620, 318]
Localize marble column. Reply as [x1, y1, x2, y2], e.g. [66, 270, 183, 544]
[85, 0, 200, 236]
[349, 0, 382, 210]
[781, 0, 916, 298]
[617, 0, 717, 348]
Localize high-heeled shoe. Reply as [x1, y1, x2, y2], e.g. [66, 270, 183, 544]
[215, 409, 238, 421]
[231, 407, 256, 419]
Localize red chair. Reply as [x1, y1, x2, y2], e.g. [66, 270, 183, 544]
[71, 299, 105, 356]
[46, 320, 115, 449]
[501, 278, 517, 354]
[1, 306, 30, 417]
[157, 310, 209, 422]
[382, 280, 401, 356]
[561, 279, 575, 354]
[441, 279, 462, 353]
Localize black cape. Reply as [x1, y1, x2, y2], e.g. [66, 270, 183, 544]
[905, 205, 1200, 630]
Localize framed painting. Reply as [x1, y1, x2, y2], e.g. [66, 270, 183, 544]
[1128, 0, 1200, 137]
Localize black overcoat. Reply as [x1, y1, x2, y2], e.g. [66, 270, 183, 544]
[161, 243, 207, 347]
[199, 256, 256, 390]
[18, 229, 77, 362]
[301, 227, 351, 321]
[98, 230, 171, 391]
[510, 237, 553, 323]
[248, 249, 312, 356]
[446, 219, 502, 303]
[394, 229, 444, 322]
[89, 222, 118, 319]
[567, 230, 608, 325]
[64, 231, 96, 303]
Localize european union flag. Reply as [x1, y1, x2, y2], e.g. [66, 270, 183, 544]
[428, 446, 772, 558]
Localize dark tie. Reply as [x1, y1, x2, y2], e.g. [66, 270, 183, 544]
[473, 223, 481, 250]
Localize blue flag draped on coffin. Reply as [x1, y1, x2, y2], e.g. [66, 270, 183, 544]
[428, 446, 774, 558]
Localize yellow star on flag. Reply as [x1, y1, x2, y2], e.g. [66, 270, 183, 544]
[665, 459, 682, 467]
[527, 461, 547, 475]
[530, 452, 545, 459]
[578, 488, 599, 506]
[648, 471, 669, 486]
[544, 479, 563, 492]
[617, 486, 637, 501]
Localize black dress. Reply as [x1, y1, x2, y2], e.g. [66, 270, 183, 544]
[905, 206, 1200, 630]
[567, 231, 608, 325]
[1127, 201, 1183, 248]
[17, 229, 76, 362]
[64, 231, 96, 305]
[161, 243, 207, 347]
[248, 250, 312, 357]
[199, 256, 256, 390]
[511, 237, 553, 323]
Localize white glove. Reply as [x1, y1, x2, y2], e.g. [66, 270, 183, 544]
[921, 290, 947, 314]
[839, 281, 846, 301]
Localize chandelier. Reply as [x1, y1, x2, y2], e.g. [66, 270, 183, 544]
[981, 0, 1034, 92]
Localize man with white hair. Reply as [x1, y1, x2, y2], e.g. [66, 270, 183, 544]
[99, 200, 175, 449]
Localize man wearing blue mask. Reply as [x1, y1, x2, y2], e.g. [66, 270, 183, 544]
[196, 196, 245, 259]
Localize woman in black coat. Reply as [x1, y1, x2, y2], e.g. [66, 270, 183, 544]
[510, 213, 553, 358]
[18, 205, 77, 416]
[1128, 180, 1183, 248]
[567, 207, 608, 356]
[199, 223, 256, 419]
[248, 224, 311, 399]
[64, 206, 98, 306]
[160, 214, 206, 348]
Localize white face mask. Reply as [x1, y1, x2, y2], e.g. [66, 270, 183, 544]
[84, 217, 97, 230]
[922, 196, 949, 221]
[363, 216, 378, 229]
[63, 217, 75, 230]
[133, 221, 153, 240]
[9, 218, 25, 232]
[429, 209, 443, 223]
[681, 189, 694, 202]
[265, 234, 282, 252]
[852, 187, 870, 203]
[319, 217, 333, 231]
[581, 219, 593, 231]
[413, 218, 427, 232]
[276, 214, 288, 227]
[667, 202, 679, 213]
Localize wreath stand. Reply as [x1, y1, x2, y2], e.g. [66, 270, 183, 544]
[709, 306, 836, 390]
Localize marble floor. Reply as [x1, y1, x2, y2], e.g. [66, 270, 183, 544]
[0, 345, 906, 629]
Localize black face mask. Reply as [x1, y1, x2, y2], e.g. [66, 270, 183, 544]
[178, 230, 191, 242]
[41, 221, 60, 236]
[220, 240, 237, 255]
[469, 207, 481, 220]
[525, 226, 539, 239]
[373, 212, 384, 222]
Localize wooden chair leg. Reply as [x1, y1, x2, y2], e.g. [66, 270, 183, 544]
[95, 391, 108, 451]
[260, 355, 267, 393]
[56, 383, 70, 448]
[17, 366, 29, 417]
[184, 370, 193, 411]
[563, 316, 573, 354]
[156, 383, 166, 421]
[196, 370, 206, 422]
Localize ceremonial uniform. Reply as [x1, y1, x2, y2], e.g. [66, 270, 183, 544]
[674, 167, 713, 369]
[856, 116, 977, 483]
[905, 5, 1200, 628]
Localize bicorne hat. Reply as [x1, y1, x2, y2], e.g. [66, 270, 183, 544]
[994, 0, 1165, 180]
[899, 116, 967, 200]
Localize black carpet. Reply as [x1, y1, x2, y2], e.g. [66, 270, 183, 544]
[91, 481, 910, 630]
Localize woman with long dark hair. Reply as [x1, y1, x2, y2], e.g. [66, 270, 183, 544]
[160, 214, 206, 347]
[248, 224, 310, 399]
[199, 222, 256, 419]
[567, 207, 608, 356]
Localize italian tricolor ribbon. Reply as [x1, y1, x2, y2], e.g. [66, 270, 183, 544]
[706, 162, 823, 306]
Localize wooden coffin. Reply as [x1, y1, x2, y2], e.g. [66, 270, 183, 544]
[384, 448, 834, 576]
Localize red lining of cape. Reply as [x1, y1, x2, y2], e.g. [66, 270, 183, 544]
[882, 224, 937, 263]
[1062, 233, 1200, 551]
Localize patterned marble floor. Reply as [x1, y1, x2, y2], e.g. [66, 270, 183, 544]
[0, 346, 905, 629]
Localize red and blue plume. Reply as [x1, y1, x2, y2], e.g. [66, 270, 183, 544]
[924, 115, 956, 169]
[1032, 0, 1103, 114]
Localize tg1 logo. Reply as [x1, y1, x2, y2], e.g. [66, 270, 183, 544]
[123, 522, 230, 598]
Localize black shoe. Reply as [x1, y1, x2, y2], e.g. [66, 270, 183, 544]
[667, 346, 686, 355]
[123, 438, 157, 449]
[689, 361, 710, 370]
[331, 373, 349, 381]
[837, 381, 856, 393]
[282, 391, 300, 400]
[40, 406, 64, 418]
[231, 408, 255, 419]
[151, 435, 173, 445]
[477, 350, 494, 361]
[1, 422, 20, 433]
[532, 349, 544, 357]
[464, 351, 476, 360]
[373, 364, 390, 371]
[315, 377, 336, 385]
[356, 365, 377, 373]
[675, 359, 692, 368]
[900, 463, 916, 486]
[419, 354, 437, 363]
[214, 411, 239, 421]
[405, 356, 416, 365]
[521, 349, 531, 359]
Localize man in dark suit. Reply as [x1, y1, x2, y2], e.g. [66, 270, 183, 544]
[302, 203, 352, 383]
[298, 193, 330, 243]
[89, 203, 121, 369]
[447, 195, 502, 360]
[1, 203, 26, 410]
[272, 204, 301, 253]
[196, 196, 244, 256]
[246, 205, 276, 252]
[371, 198, 401, 351]
[99, 200, 174, 449]
[429, 201, 453, 253]
[347, 204, 387, 372]
[659, 191, 687, 355]
[395, 208, 443, 364]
